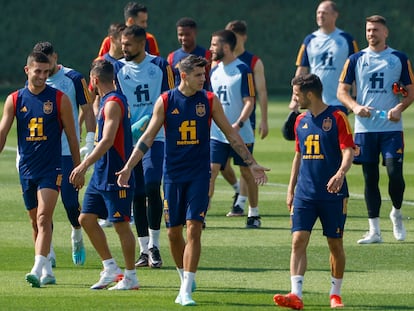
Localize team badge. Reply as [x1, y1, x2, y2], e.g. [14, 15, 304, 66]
[43, 100, 53, 114]
[148, 67, 156, 79]
[196, 103, 206, 117]
[322, 117, 332, 131]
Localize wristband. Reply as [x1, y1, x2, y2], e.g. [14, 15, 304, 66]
[138, 141, 149, 154]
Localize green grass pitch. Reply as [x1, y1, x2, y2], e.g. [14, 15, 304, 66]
[0, 96, 413, 310]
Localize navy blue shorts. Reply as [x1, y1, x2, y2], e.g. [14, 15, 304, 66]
[163, 178, 209, 227]
[291, 198, 347, 238]
[82, 181, 133, 223]
[60, 155, 79, 208]
[354, 131, 404, 165]
[20, 173, 62, 211]
[210, 139, 254, 170]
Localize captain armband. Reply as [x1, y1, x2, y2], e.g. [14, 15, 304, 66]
[138, 141, 149, 154]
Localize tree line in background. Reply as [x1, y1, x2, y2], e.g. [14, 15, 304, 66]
[1, 0, 414, 94]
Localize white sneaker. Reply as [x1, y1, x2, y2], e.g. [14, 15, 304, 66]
[40, 274, 56, 285]
[108, 276, 139, 290]
[175, 293, 196, 306]
[98, 219, 113, 228]
[357, 232, 383, 244]
[390, 211, 406, 241]
[90, 267, 123, 289]
[181, 293, 196, 306]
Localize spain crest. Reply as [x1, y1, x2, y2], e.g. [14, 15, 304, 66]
[43, 100, 53, 114]
[196, 103, 206, 117]
[322, 117, 332, 131]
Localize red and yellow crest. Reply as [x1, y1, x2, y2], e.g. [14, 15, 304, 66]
[196, 103, 206, 117]
[43, 100, 53, 114]
[322, 117, 332, 131]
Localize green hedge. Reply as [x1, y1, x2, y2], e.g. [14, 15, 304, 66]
[2, 0, 414, 95]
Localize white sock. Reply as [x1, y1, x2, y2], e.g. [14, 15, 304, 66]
[148, 229, 160, 249]
[42, 257, 54, 277]
[232, 181, 240, 193]
[71, 228, 82, 242]
[248, 206, 259, 217]
[138, 236, 149, 254]
[124, 268, 137, 279]
[330, 277, 343, 296]
[31, 255, 47, 277]
[49, 243, 55, 259]
[291, 275, 304, 298]
[102, 258, 117, 271]
[368, 217, 380, 234]
[176, 267, 184, 284]
[235, 195, 247, 210]
[180, 271, 195, 296]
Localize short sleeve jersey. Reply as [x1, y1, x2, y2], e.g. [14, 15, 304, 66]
[296, 28, 358, 107]
[117, 54, 174, 144]
[339, 46, 414, 133]
[12, 86, 64, 178]
[90, 91, 134, 191]
[162, 88, 214, 183]
[167, 45, 212, 89]
[210, 58, 255, 144]
[46, 65, 90, 155]
[294, 106, 354, 201]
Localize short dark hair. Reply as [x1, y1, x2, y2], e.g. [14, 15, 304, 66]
[32, 41, 55, 56]
[27, 51, 50, 66]
[124, 2, 147, 21]
[122, 24, 146, 40]
[108, 23, 127, 39]
[90, 59, 114, 84]
[178, 55, 207, 74]
[212, 29, 237, 51]
[291, 74, 323, 98]
[225, 20, 247, 36]
[366, 15, 387, 26]
[176, 17, 197, 29]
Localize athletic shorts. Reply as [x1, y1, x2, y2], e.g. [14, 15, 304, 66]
[82, 181, 133, 223]
[60, 155, 79, 208]
[163, 178, 209, 227]
[20, 173, 62, 211]
[210, 139, 254, 170]
[133, 140, 164, 196]
[291, 198, 347, 238]
[354, 131, 404, 165]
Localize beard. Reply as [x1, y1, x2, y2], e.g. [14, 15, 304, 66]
[124, 51, 141, 61]
[212, 49, 225, 62]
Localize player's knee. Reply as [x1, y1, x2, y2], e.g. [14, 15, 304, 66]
[385, 158, 404, 183]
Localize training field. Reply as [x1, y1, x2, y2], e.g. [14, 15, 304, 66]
[0, 97, 413, 310]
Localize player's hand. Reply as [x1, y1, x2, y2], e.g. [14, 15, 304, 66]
[286, 191, 294, 212]
[326, 173, 345, 193]
[80, 132, 95, 159]
[249, 164, 270, 186]
[388, 107, 402, 122]
[116, 167, 132, 188]
[289, 99, 299, 112]
[69, 164, 87, 190]
[258, 119, 269, 139]
[352, 104, 373, 118]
